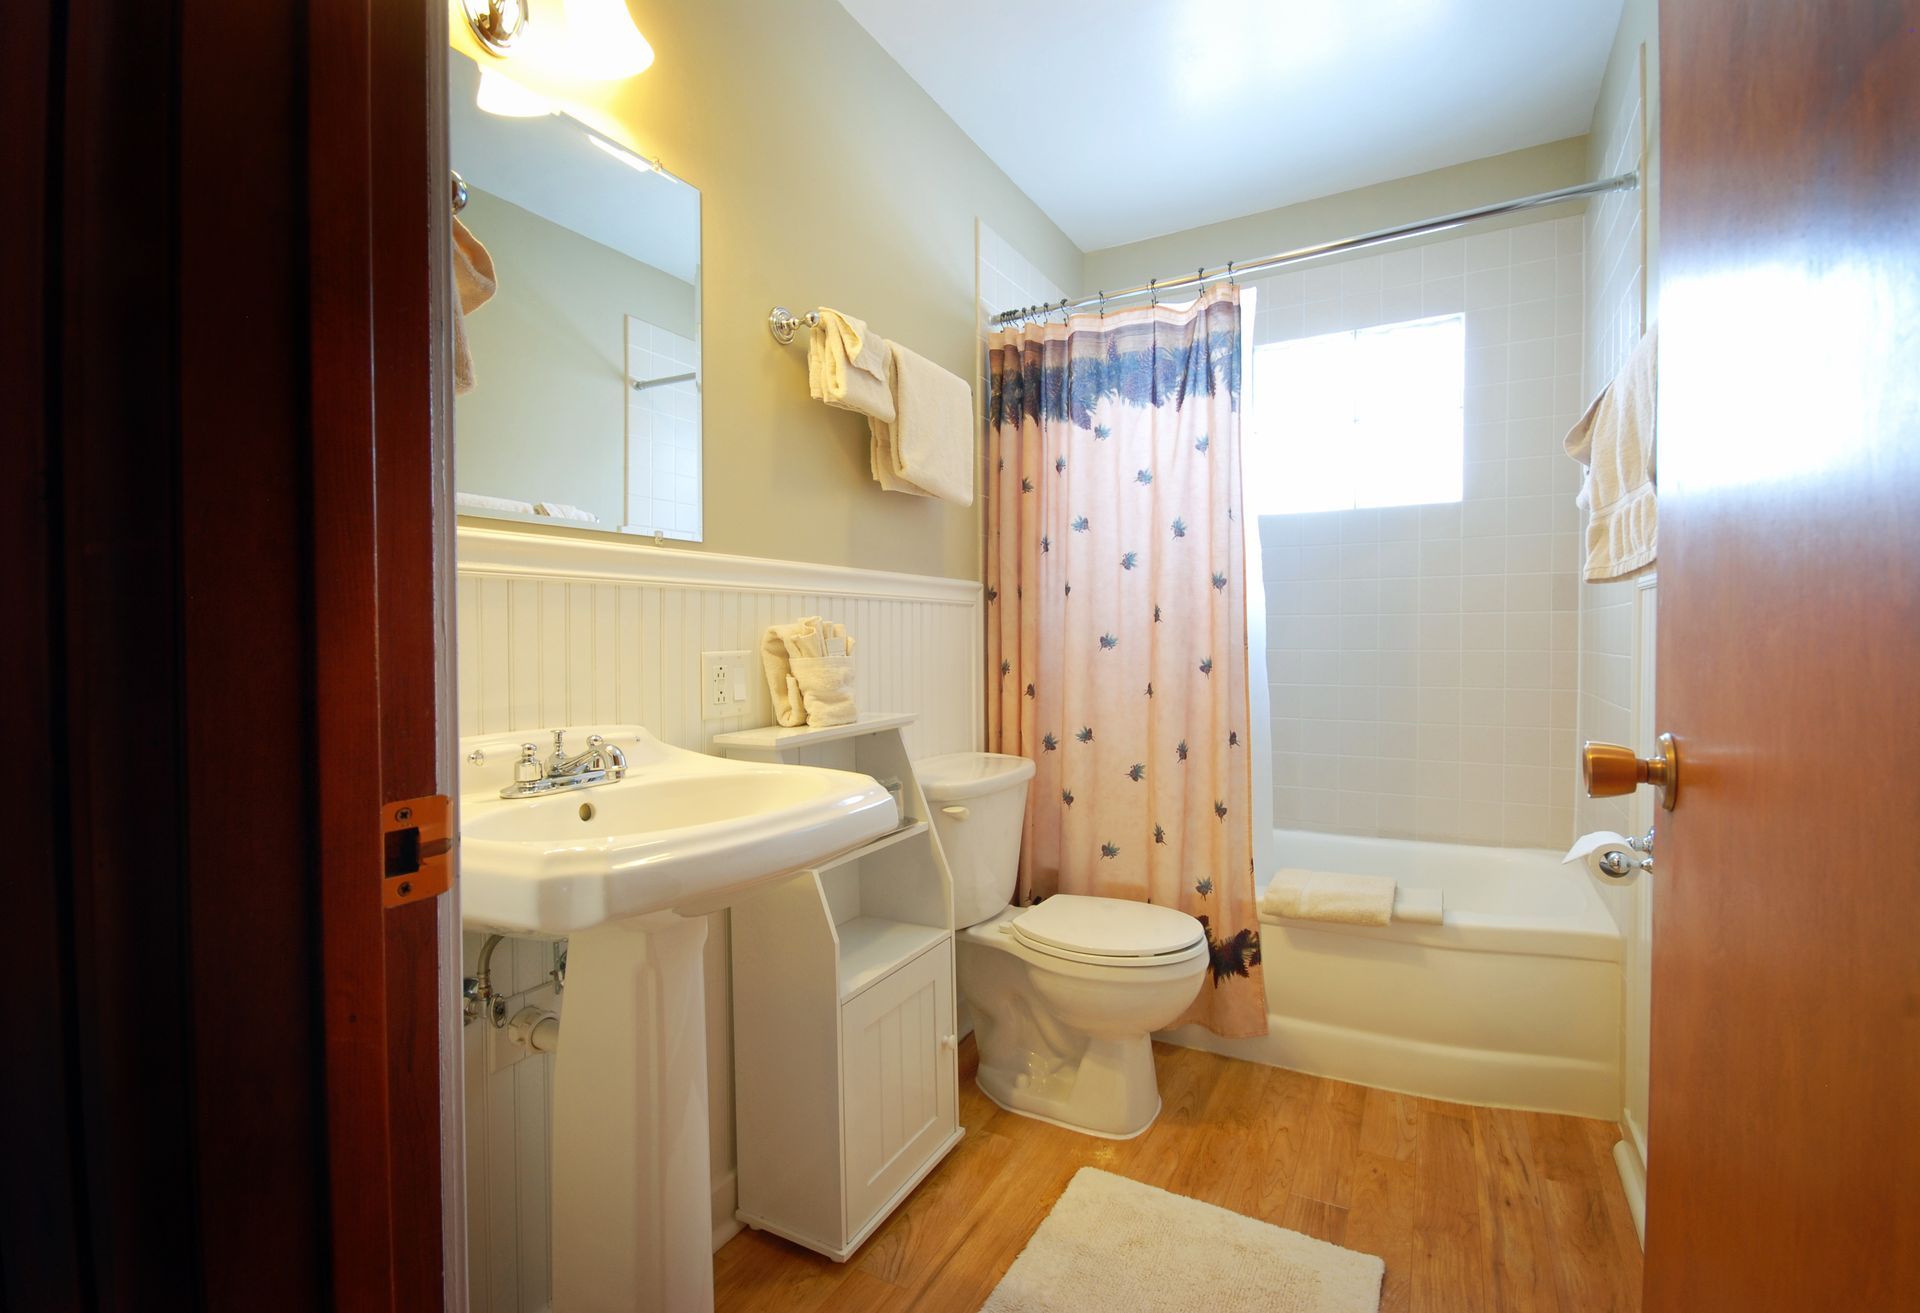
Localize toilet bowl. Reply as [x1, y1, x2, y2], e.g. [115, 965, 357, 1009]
[919, 752, 1207, 1139]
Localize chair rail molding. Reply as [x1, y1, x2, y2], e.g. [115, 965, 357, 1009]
[456, 524, 982, 606]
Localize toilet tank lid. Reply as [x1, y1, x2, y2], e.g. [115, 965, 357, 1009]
[1012, 894, 1203, 959]
[916, 752, 1036, 801]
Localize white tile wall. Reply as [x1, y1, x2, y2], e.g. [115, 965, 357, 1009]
[453, 530, 982, 1313]
[622, 317, 702, 542]
[1577, 78, 1650, 840]
[977, 220, 1069, 325]
[1581, 37, 1658, 1217]
[1255, 214, 1587, 849]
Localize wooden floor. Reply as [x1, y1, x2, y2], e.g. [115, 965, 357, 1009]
[714, 1041, 1642, 1312]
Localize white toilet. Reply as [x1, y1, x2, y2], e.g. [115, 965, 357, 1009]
[919, 752, 1208, 1139]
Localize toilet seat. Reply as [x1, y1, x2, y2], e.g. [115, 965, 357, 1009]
[1009, 895, 1206, 969]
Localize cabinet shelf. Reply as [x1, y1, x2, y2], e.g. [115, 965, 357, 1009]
[836, 917, 947, 1002]
[710, 712, 917, 753]
[815, 820, 927, 874]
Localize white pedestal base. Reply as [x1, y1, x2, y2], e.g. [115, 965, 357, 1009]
[551, 912, 713, 1313]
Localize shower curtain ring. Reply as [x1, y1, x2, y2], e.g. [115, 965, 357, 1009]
[1098, 291, 1107, 319]
[1149, 278, 1158, 307]
[1226, 260, 1236, 286]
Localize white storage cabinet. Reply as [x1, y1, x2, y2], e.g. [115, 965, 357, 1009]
[717, 714, 962, 1261]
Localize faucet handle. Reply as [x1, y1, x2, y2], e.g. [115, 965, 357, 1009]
[515, 742, 545, 784]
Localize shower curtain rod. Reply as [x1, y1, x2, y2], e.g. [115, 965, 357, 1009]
[991, 171, 1639, 325]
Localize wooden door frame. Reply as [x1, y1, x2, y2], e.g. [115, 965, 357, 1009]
[3, 0, 460, 1307]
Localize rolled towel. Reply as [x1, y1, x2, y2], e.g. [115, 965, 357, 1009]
[761, 622, 812, 728]
[789, 654, 856, 727]
[1392, 887, 1444, 925]
[807, 308, 896, 423]
[534, 501, 599, 523]
[1261, 869, 1396, 927]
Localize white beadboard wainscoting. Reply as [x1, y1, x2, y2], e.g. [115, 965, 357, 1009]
[454, 525, 984, 1313]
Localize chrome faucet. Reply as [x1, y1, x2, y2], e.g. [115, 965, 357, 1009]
[498, 730, 628, 798]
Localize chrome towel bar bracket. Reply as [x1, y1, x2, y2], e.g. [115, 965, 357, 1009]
[768, 306, 821, 345]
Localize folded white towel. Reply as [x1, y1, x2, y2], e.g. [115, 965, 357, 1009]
[534, 501, 599, 523]
[1261, 869, 1397, 927]
[1392, 887, 1444, 925]
[807, 308, 896, 423]
[869, 341, 974, 506]
[456, 491, 535, 515]
[1565, 326, 1657, 581]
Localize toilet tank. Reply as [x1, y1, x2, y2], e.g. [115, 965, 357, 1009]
[916, 752, 1036, 929]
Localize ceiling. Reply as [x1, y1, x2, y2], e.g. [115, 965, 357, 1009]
[836, 0, 1624, 252]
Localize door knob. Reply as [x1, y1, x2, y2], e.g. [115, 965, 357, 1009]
[1582, 733, 1680, 811]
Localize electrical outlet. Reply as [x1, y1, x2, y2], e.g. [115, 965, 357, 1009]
[701, 650, 752, 720]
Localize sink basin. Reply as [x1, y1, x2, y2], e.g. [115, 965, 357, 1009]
[459, 725, 899, 934]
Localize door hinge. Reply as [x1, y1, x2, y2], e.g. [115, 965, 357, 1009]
[383, 795, 454, 908]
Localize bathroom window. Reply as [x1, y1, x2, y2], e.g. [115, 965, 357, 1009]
[1247, 312, 1465, 514]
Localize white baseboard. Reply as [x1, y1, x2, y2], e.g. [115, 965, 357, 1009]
[712, 1169, 741, 1253]
[1612, 1111, 1647, 1247]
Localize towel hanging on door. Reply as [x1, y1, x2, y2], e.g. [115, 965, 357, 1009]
[1564, 326, 1657, 581]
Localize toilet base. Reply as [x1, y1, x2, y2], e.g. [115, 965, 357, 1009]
[974, 1033, 1166, 1139]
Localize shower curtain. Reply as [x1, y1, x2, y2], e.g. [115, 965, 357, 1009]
[986, 284, 1265, 1038]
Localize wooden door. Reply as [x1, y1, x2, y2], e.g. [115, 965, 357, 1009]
[1646, 4, 1920, 1309]
[2, 0, 456, 1307]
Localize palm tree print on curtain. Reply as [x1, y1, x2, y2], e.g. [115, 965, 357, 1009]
[985, 284, 1265, 1038]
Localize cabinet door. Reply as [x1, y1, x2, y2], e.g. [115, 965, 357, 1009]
[840, 939, 956, 1236]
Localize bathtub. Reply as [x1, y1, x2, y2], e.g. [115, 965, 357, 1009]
[1162, 829, 1623, 1119]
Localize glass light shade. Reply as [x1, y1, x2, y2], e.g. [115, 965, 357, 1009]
[558, 0, 654, 80]
[475, 68, 554, 117]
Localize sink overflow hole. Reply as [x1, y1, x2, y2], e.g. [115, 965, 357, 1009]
[578, 802, 595, 822]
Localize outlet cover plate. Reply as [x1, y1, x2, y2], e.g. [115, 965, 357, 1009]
[701, 650, 752, 721]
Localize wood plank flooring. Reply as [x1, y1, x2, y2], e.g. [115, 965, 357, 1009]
[714, 1042, 1642, 1312]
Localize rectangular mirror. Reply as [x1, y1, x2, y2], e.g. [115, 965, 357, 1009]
[449, 53, 703, 540]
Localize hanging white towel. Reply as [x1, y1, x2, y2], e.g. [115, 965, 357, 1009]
[534, 502, 599, 523]
[807, 308, 896, 423]
[451, 217, 497, 396]
[1565, 326, 1657, 581]
[868, 341, 974, 506]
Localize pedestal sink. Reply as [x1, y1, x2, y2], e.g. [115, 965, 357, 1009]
[460, 727, 898, 1312]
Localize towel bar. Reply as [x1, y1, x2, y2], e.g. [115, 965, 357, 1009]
[768, 306, 821, 345]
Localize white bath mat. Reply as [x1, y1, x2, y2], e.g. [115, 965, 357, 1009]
[979, 1167, 1383, 1312]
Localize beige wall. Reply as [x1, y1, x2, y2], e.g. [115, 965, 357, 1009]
[1082, 137, 1592, 296]
[456, 187, 695, 527]
[452, 0, 1082, 579]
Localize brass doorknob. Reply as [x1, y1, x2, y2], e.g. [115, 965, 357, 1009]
[1582, 733, 1680, 811]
